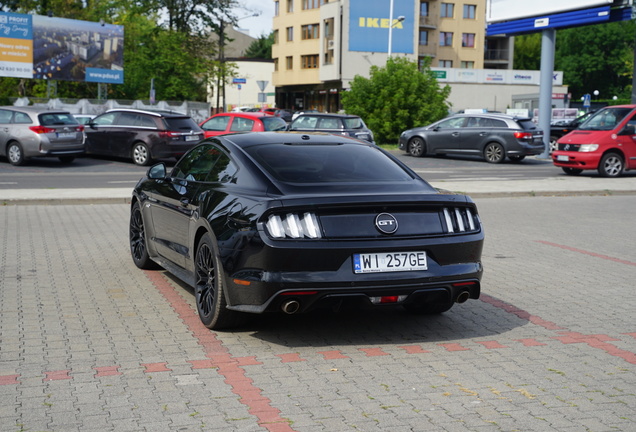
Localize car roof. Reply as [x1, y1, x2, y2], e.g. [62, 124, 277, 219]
[294, 113, 360, 119]
[104, 108, 190, 118]
[212, 112, 270, 119]
[450, 113, 531, 121]
[216, 131, 369, 149]
[0, 106, 70, 114]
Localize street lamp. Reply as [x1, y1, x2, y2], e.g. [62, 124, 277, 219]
[387, 0, 405, 58]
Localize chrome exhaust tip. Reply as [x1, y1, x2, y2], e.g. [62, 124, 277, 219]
[281, 300, 300, 314]
[456, 291, 471, 304]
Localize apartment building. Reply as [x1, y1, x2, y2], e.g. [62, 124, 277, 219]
[272, 0, 513, 112]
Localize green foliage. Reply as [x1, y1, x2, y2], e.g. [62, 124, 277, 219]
[513, 33, 541, 70]
[341, 57, 450, 144]
[244, 32, 274, 59]
[555, 21, 635, 100]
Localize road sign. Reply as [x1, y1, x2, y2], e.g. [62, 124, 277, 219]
[257, 80, 268, 91]
[232, 78, 246, 84]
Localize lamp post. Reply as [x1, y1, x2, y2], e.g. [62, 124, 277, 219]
[387, 0, 405, 58]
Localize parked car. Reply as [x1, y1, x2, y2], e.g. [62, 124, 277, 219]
[199, 112, 287, 138]
[129, 132, 484, 329]
[288, 113, 375, 144]
[552, 104, 636, 177]
[399, 113, 544, 163]
[84, 108, 204, 166]
[549, 110, 596, 153]
[0, 106, 85, 166]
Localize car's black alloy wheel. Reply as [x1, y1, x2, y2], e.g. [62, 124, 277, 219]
[484, 142, 505, 163]
[408, 137, 425, 157]
[195, 233, 243, 329]
[597, 152, 623, 177]
[129, 201, 160, 270]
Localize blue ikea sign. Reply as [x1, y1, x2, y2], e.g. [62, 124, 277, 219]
[349, 0, 413, 54]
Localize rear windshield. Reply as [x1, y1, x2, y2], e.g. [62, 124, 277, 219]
[342, 117, 364, 129]
[39, 113, 79, 126]
[262, 117, 288, 131]
[517, 119, 538, 130]
[246, 143, 414, 183]
[578, 107, 634, 131]
[164, 117, 201, 131]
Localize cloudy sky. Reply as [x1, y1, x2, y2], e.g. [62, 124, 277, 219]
[231, 0, 276, 38]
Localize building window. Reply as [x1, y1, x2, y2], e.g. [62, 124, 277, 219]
[324, 50, 334, 65]
[441, 3, 454, 18]
[460, 61, 474, 69]
[273, 30, 279, 44]
[286, 56, 293, 69]
[439, 60, 452, 67]
[420, 2, 429, 17]
[303, 0, 323, 9]
[301, 54, 319, 69]
[275, 1, 279, 16]
[287, 0, 294, 13]
[286, 26, 293, 41]
[419, 30, 428, 46]
[440, 32, 453, 47]
[462, 33, 475, 48]
[302, 24, 320, 40]
[274, 58, 279, 71]
[463, 4, 476, 19]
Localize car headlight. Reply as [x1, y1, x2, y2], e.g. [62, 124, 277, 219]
[579, 144, 599, 152]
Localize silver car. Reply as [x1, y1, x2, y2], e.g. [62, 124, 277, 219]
[0, 106, 85, 166]
[399, 113, 544, 163]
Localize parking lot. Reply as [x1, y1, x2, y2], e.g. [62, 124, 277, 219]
[1, 194, 634, 431]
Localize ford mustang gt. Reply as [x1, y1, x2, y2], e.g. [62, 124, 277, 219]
[129, 132, 484, 329]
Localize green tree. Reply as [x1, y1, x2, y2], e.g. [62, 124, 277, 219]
[555, 21, 635, 100]
[341, 57, 450, 144]
[244, 32, 274, 59]
[513, 33, 541, 70]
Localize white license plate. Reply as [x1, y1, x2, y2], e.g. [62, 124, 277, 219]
[353, 251, 428, 274]
[557, 155, 569, 161]
[185, 135, 199, 141]
[57, 132, 76, 138]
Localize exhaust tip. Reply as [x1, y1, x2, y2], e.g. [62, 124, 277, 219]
[281, 300, 300, 314]
[456, 291, 470, 304]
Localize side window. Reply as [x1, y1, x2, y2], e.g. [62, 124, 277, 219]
[293, 116, 318, 129]
[137, 115, 156, 128]
[118, 112, 138, 126]
[230, 117, 255, 132]
[172, 144, 221, 182]
[201, 116, 230, 132]
[438, 117, 465, 129]
[0, 109, 13, 124]
[206, 153, 238, 183]
[491, 119, 507, 128]
[93, 113, 117, 125]
[14, 112, 32, 124]
[318, 118, 340, 129]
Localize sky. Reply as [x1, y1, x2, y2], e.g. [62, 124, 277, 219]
[231, 0, 276, 38]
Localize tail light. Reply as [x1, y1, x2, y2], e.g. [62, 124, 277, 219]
[513, 131, 533, 140]
[158, 131, 180, 138]
[266, 212, 322, 239]
[29, 125, 56, 134]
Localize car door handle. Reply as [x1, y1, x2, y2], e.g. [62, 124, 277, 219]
[479, 132, 488, 136]
[451, 132, 460, 137]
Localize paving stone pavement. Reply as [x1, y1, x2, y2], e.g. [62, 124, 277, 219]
[0, 196, 635, 432]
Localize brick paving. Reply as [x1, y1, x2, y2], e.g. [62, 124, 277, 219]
[0, 196, 635, 431]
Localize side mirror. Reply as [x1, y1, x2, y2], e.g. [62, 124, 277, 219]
[147, 163, 167, 179]
[620, 124, 635, 136]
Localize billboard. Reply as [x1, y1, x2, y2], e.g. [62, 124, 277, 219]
[486, 0, 613, 23]
[349, 0, 414, 54]
[0, 12, 124, 83]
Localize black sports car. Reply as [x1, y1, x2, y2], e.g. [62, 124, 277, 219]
[129, 132, 484, 329]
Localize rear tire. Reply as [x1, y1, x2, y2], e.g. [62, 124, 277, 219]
[597, 152, 623, 177]
[132, 142, 152, 166]
[484, 143, 505, 163]
[407, 137, 425, 157]
[7, 142, 25, 166]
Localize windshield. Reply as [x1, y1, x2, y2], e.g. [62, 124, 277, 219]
[262, 117, 288, 131]
[247, 143, 414, 183]
[578, 107, 634, 131]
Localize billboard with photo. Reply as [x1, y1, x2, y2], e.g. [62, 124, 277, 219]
[349, 0, 414, 54]
[486, 0, 613, 23]
[0, 12, 124, 83]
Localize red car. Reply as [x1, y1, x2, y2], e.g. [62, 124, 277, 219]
[552, 104, 636, 177]
[200, 112, 287, 138]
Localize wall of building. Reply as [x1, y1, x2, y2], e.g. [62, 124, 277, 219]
[222, 60, 276, 111]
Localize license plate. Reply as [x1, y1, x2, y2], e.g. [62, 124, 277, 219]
[353, 251, 428, 274]
[57, 132, 76, 138]
[557, 155, 569, 162]
[185, 135, 199, 141]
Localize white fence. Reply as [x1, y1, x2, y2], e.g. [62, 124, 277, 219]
[11, 97, 211, 123]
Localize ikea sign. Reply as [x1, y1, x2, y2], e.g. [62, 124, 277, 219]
[349, 0, 413, 54]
